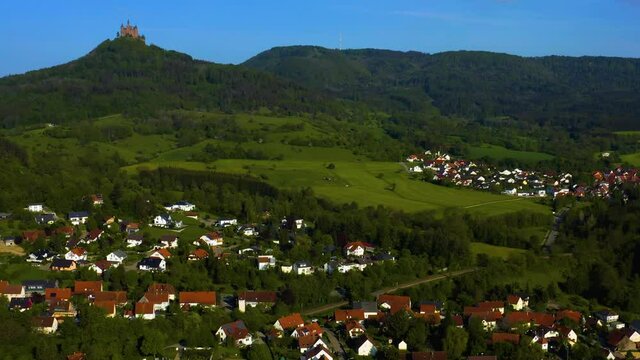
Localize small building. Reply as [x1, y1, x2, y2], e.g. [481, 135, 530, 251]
[68, 211, 90, 226]
[179, 291, 217, 309]
[32, 316, 59, 334]
[216, 320, 253, 346]
[64, 247, 87, 262]
[215, 218, 238, 227]
[135, 302, 156, 320]
[22, 279, 58, 294]
[293, 261, 313, 275]
[158, 235, 178, 249]
[106, 250, 128, 264]
[35, 213, 57, 225]
[198, 232, 223, 247]
[50, 259, 77, 271]
[126, 234, 144, 248]
[354, 336, 377, 357]
[188, 249, 209, 261]
[257, 255, 276, 270]
[237, 291, 277, 313]
[164, 201, 196, 212]
[274, 313, 304, 331]
[0, 281, 25, 300]
[137, 257, 166, 272]
[27, 204, 44, 213]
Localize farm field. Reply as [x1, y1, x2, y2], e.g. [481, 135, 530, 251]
[467, 144, 554, 162]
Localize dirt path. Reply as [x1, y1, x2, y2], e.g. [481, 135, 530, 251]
[462, 198, 525, 209]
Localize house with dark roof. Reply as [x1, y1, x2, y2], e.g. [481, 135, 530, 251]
[22, 279, 58, 294]
[9, 297, 33, 311]
[68, 211, 89, 225]
[50, 259, 77, 271]
[35, 213, 57, 225]
[237, 290, 277, 312]
[216, 320, 253, 346]
[32, 316, 58, 334]
[137, 257, 166, 272]
[27, 249, 56, 263]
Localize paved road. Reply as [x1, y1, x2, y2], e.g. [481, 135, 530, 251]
[543, 206, 569, 252]
[303, 268, 479, 316]
[323, 328, 346, 359]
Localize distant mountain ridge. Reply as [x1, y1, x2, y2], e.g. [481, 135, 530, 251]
[244, 46, 640, 129]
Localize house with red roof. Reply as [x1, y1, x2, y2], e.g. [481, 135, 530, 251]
[179, 291, 217, 309]
[291, 322, 323, 338]
[507, 294, 528, 311]
[0, 280, 25, 300]
[477, 300, 505, 314]
[378, 294, 411, 314]
[149, 248, 172, 260]
[274, 313, 305, 331]
[335, 309, 365, 323]
[470, 311, 503, 330]
[45, 288, 72, 302]
[64, 247, 88, 262]
[135, 302, 155, 320]
[344, 241, 375, 257]
[74, 280, 103, 298]
[94, 291, 128, 305]
[188, 248, 209, 261]
[198, 232, 223, 247]
[84, 229, 103, 244]
[147, 283, 176, 300]
[93, 300, 116, 317]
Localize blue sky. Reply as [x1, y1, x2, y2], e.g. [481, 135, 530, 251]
[1, 0, 639, 76]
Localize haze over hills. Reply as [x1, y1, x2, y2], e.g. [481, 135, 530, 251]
[245, 45, 640, 129]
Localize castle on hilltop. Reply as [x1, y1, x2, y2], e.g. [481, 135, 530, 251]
[118, 20, 145, 41]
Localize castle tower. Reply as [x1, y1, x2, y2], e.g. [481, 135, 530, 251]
[118, 20, 145, 42]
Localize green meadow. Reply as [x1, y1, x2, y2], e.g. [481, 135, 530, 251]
[10, 112, 551, 216]
[468, 144, 554, 162]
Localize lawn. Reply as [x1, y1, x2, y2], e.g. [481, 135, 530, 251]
[0, 259, 50, 281]
[468, 144, 554, 162]
[614, 130, 640, 136]
[470, 242, 527, 259]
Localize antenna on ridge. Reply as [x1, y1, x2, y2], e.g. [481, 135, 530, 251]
[339, 33, 343, 51]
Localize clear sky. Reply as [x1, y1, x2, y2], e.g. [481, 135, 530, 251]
[1, 0, 639, 76]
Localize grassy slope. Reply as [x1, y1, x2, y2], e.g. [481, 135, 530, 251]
[467, 144, 554, 162]
[10, 113, 550, 216]
[470, 242, 527, 259]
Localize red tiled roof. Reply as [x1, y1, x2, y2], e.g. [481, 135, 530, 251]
[0, 281, 23, 295]
[220, 320, 249, 340]
[179, 291, 217, 306]
[32, 316, 56, 328]
[147, 283, 176, 296]
[70, 247, 87, 256]
[344, 241, 375, 251]
[189, 248, 209, 259]
[92, 259, 114, 271]
[45, 288, 72, 301]
[141, 292, 169, 304]
[67, 352, 86, 360]
[152, 248, 172, 259]
[74, 281, 102, 295]
[135, 302, 154, 315]
[93, 300, 116, 315]
[87, 229, 103, 240]
[420, 304, 437, 314]
[378, 294, 411, 314]
[276, 313, 304, 329]
[556, 310, 582, 324]
[295, 323, 323, 337]
[238, 290, 277, 303]
[492, 333, 520, 344]
[22, 230, 45, 242]
[335, 309, 365, 322]
[477, 301, 504, 309]
[94, 291, 127, 304]
[470, 311, 502, 322]
[298, 334, 318, 349]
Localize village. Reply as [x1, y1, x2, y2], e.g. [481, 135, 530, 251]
[0, 195, 638, 359]
[406, 151, 640, 200]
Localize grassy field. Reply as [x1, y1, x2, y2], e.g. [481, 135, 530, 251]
[126, 159, 549, 215]
[468, 144, 554, 162]
[470, 242, 527, 259]
[0, 258, 50, 281]
[614, 130, 640, 136]
[0, 244, 25, 256]
[621, 152, 640, 166]
[9, 112, 551, 216]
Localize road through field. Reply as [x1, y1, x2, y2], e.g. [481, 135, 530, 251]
[303, 268, 479, 316]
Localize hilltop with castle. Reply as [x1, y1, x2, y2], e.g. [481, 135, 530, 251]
[118, 20, 145, 42]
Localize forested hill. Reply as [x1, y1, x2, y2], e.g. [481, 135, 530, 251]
[244, 46, 640, 129]
[0, 38, 332, 127]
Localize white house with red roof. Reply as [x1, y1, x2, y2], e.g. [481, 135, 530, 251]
[344, 242, 375, 257]
[64, 247, 87, 262]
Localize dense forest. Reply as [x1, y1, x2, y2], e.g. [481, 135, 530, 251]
[245, 46, 640, 130]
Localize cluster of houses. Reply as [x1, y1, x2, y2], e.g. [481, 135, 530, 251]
[326, 293, 640, 359]
[406, 151, 573, 198]
[589, 167, 640, 199]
